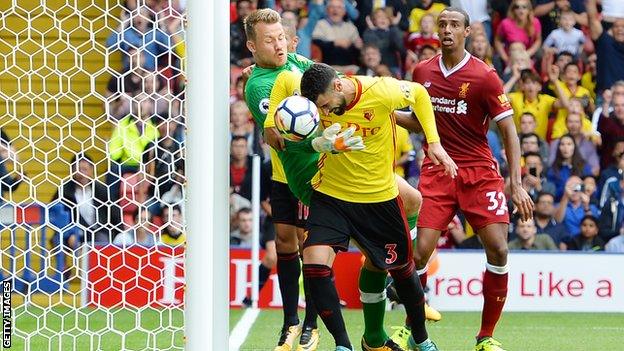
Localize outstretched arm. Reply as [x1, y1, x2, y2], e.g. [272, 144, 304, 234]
[586, 0, 603, 41]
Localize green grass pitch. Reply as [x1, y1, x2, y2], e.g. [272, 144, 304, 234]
[232, 309, 624, 351]
[10, 307, 623, 350]
[10, 306, 184, 351]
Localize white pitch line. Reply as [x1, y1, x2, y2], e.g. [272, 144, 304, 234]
[229, 308, 260, 351]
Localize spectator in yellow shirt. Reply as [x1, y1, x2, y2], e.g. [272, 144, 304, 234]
[408, 0, 446, 33]
[160, 204, 185, 246]
[551, 63, 595, 139]
[507, 68, 567, 140]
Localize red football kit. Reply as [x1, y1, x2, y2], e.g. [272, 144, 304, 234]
[413, 52, 514, 230]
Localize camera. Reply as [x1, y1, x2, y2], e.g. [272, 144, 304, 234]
[528, 167, 537, 177]
[574, 184, 585, 192]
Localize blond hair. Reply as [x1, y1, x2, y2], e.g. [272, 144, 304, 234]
[244, 8, 281, 41]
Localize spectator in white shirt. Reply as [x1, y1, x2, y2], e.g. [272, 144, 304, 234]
[542, 10, 585, 58]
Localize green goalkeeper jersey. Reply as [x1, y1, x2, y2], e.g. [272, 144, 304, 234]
[244, 53, 319, 205]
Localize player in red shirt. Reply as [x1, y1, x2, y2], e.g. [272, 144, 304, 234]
[392, 7, 534, 351]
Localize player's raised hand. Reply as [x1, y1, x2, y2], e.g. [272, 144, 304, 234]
[427, 142, 457, 178]
[312, 123, 364, 153]
[265, 126, 286, 151]
[511, 185, 534, 222]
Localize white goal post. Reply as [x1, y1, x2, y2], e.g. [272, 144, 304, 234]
[185, 0, 229, 349]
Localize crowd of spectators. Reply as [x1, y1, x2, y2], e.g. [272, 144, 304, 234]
[47, 0, 189, 249]
[228, 0, 624, 253]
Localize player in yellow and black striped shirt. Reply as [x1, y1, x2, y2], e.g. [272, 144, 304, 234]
[298, 63, 456, 351]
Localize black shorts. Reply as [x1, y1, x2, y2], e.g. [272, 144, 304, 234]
[305, 191, 412, 270]
[271, 181, 308, 228]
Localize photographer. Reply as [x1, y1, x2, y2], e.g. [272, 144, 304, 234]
[554, 176, 599, 238]
[521, 151, 556, 201]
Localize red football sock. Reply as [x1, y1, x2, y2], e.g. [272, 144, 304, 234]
[478, 265, 508, 340]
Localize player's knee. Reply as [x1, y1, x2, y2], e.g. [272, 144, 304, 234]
[401, 189, 422, 216]
[302, 245, 334, 266]
[275, 226, 298, 253]
[363, 258, 385, 272]
[487, 243, 508, 265]
[413, 245, 431, 269]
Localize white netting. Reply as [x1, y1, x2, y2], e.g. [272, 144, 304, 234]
[0, 1, 186, 350]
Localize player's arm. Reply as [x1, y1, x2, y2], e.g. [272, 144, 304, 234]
[548, 65, 570, 110]
[486, 70, 534, 221]
[498, 117, 533, 221]
[388, 80, 457, 177]
[393, 109, 422, 133]
[263, 71, 300, 151]
[586, 0, 603, 41]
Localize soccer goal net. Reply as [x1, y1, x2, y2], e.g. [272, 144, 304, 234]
[0, 0, 186, 349]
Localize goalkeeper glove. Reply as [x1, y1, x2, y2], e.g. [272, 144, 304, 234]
[311, 123, 365, 153]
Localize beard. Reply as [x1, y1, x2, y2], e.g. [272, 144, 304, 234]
[332, 95, 348, 115]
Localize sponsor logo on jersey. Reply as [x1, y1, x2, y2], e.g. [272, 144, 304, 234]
[457, 100, 468, 114]
[363, 109, 374, 121]
[459, 82, 470, 98]
[424, 81, 432, 88]
[497, 94, 511, 109]
[430, 95, 468, 115]
[320, 119, 380, 137]
[399, 82, 411, 99]
[259, 98, 270, 115]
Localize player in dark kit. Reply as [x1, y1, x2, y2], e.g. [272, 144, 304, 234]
[392, 7, 534, 351]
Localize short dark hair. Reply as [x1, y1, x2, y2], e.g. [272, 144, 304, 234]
[520, 69, 541, 83]
[520, 132, 540, 146]
[536, 191, 554, 202]
[581, 215, 598, 227]
[563, 62, 579, 73]
[523, 151, 542, 160]
[231, 135, 248, 144]
[520, 111, 537, 120]
[237, 207, 252, 216]
[301, 63, 338, 103]
[556, 51, 574, 61]
[72, 152, 94, 171]
[439, 7, 470, 28]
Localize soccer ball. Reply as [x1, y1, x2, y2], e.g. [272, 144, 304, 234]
[275, 95, 320, 141]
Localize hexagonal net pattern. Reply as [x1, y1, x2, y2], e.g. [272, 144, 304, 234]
[0, 1, 186, 350]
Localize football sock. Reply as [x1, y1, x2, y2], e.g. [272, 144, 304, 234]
[417, 265, 428, 292]
[303, 264, 351, 348]
[389, 260, 428, 344]
[478, 263, 508, 340]
[303, 275, 318, 329]
[277, 252, 301, 327]
[359, 266, 389, 347]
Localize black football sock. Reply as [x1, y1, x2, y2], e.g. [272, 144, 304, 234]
[303, 264, 351, 348]
[277, 252, 301, 327]
[389, 261, 428, 344]
[258, 262, 272, 292]
[302, 274, 318, 329]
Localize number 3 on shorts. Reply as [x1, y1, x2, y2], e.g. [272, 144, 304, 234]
[485, 191, 508, 215]
[385, 243, 397, 264]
